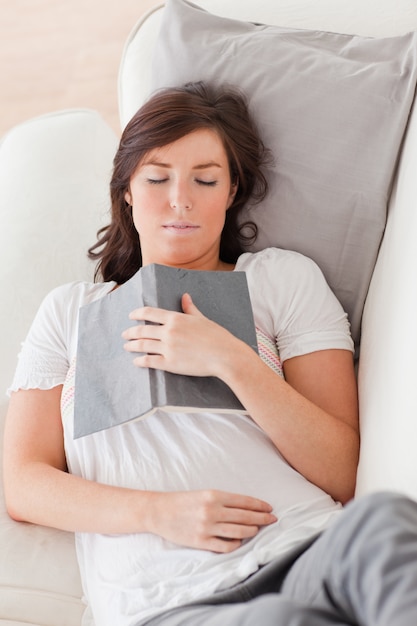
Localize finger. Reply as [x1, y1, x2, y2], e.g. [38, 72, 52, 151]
[219, 492, 275, 513]
[219, 507, 277, 527]
[214, 522, 260, 540]
[132, 354, 166, 370]
[128, 306, 172, 323]
[181, 293, 203, 316]
[209, 537, 242, 554]
[123, 339, 162, 355]
[122, 324, 162, 341]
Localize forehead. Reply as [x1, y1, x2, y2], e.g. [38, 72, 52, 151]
[142, 128, 229, 165]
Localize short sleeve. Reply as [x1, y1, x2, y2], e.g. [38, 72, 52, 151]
[237, 248, 354, 362]
[276, 254, 354, 361]
[7, 285, 75, 394]
[7, 281, 115, 395]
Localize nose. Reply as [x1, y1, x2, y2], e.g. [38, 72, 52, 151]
[170, 181, 192, 211]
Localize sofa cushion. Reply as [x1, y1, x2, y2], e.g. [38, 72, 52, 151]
[118, 0, 417, 128]
[0, 414, 85, 625]
[150, 0, 417, 353]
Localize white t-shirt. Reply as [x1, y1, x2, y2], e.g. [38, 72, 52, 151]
[9, 248, 354, 626]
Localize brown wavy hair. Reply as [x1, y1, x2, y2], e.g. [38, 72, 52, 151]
[88, 81, 271, 283]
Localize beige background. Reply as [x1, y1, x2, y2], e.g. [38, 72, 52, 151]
[0, 0, 162, 138]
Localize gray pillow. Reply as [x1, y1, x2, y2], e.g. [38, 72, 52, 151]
[151, 0, 417, 352]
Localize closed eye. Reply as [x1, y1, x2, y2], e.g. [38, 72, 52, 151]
[196, 179, 217, 187]
[146, 178, 217, 186]
[147, 178, 168, 185]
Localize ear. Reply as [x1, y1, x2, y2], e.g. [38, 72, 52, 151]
[227, 178, 238, 209]
[124, 189, 132, 205]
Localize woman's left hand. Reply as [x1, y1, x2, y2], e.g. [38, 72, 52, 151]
[122, 293, 246, 378]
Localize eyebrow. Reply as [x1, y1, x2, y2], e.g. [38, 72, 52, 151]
[142, 160, 223, 170]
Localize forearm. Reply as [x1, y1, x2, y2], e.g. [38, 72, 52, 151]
[221, 343, 359, 504]
[4, 387, 157, 534]
[5, 460, 156, 534]
[5, 461, 277, 553]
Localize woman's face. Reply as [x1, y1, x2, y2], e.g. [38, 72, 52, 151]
[125, 128, 237, 271]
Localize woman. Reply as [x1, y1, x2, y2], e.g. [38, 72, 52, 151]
[4, 82, 416, 625]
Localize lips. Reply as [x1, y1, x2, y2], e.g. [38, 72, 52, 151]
[163, 222, 200, 232]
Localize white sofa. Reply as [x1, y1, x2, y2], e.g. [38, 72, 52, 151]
[1, 1, 417, 624]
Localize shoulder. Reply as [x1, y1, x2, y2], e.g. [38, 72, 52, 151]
[236, 247, 325, 289]
[45, 280, 116, 302]
[236, 248, 353, 357]
[236, 247, 342, 315]
[40, 280, 116, 316]
[31, 280, 117, 345]
[32, 280, 117, 357]
[237, 246, 319, 270]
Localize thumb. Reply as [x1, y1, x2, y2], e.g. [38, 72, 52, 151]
[181, 293, 203, 316]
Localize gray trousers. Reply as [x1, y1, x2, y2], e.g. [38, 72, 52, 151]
[143, 492, 417, 625]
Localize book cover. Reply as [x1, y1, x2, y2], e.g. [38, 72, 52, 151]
[73, 264, 258, 438]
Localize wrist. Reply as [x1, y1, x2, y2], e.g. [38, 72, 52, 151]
[219, 339, 260, 389]
[136, 490, 162, 535]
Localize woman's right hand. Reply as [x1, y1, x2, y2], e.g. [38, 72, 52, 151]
[148, 490, 277, 553]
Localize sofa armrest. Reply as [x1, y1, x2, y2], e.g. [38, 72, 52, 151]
[0, 108, 117, 626]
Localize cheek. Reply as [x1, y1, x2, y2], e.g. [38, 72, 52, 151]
[131, 193, 162, 234]
[130, 201, 147, 232]
[131, 207, 150, 234]
[209, 191, 232, 221]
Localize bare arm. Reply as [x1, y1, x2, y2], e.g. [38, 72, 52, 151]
[3, 386, 275, 550]
[124, 294, 359, 504]
[222, 345, 359, 504]
[3, 386, 153, 533]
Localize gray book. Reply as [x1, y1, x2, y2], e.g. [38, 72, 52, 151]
[73, 264, 258, 438]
